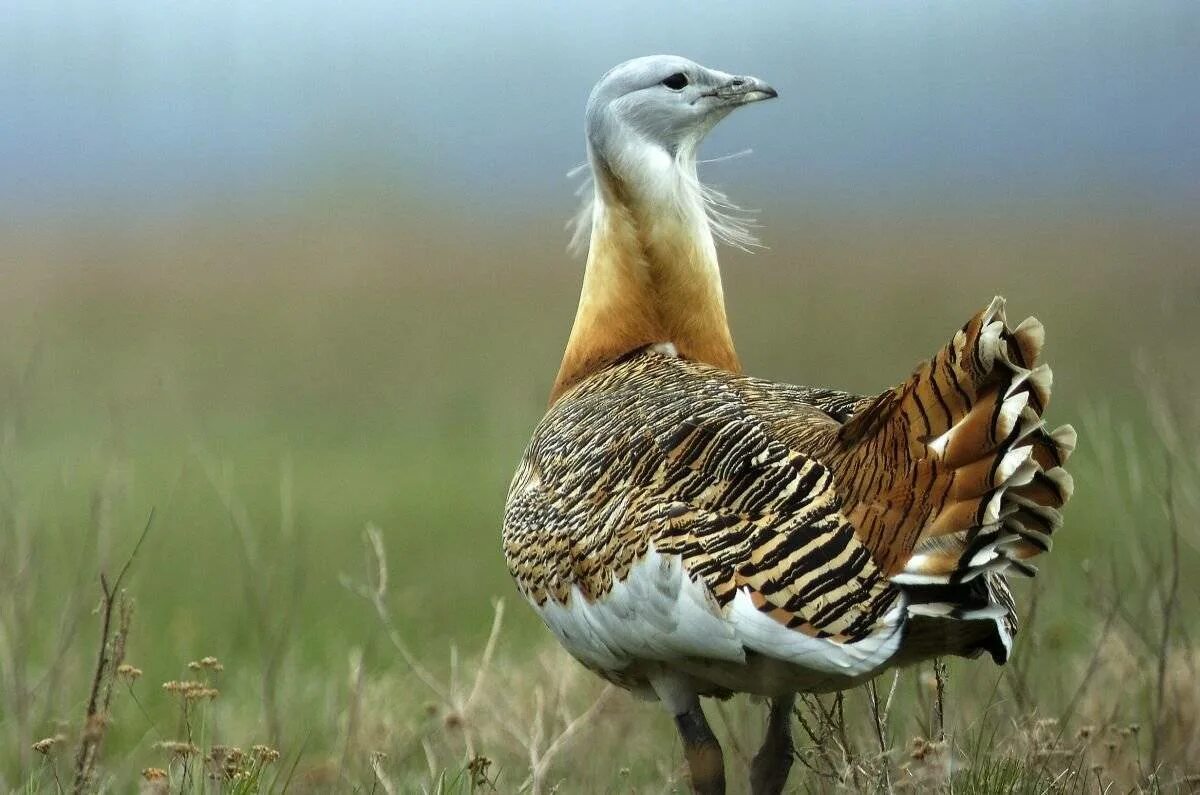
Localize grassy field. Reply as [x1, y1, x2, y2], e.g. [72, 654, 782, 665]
[2, 199, 1198, 792]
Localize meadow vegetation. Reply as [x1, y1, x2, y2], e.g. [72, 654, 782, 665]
[1, 199, 1198, 792]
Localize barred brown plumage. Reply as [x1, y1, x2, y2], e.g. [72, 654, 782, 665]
[503, 55, 1076, 794]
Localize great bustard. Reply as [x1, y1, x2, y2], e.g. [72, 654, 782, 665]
[502, 55, 1075, 794]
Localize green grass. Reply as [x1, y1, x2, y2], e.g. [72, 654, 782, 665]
[1, 201, 1198, 792]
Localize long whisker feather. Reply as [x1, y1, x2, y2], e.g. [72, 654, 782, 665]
[566, 152, 762, 258]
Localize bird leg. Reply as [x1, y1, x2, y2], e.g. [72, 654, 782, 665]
[673, 699, 725, 795]
[750, 694, 796, 795]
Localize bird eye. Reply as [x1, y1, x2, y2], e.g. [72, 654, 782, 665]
[661, 73, 689, 91]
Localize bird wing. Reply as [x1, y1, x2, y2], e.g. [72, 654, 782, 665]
[504, 298, 1075, 674]
[503, 351, 904, 676]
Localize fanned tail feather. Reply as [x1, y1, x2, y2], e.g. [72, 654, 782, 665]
[827, 297, 1075, 661]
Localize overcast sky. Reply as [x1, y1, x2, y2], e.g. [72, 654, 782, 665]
[3, 1, 1197, 216]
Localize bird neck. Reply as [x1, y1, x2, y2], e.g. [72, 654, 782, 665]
[550, 147, 740, 404]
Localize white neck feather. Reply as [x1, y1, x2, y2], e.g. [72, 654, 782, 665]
[597, 137, 716, 265]
[569, 137, 759, 259]
[551, 135, 744, 403]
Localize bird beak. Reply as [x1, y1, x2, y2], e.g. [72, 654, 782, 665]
[715, 75, 778, 105]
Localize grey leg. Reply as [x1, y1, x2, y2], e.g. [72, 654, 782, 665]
[673, 700, 726, 795]
[750, 694, 795, 795]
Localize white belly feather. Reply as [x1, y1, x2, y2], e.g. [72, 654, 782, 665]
[530, 544, 906, 699]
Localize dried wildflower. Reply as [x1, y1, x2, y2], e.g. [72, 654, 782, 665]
[162, 680, 205, 694]
[117, 663, 143, 682]
[211, 745, 245, 764]
[905, 736, 949, 764]
[184, 687, 220, 701]
[162, 680, 218, 701]
[189, 656, 224, 672]
[467, 755, 493, 787]
[251, 744, 280, 763]
[154, 740, 200, 757]
[32, 736, 60, 754]
[208, 745, 248, 781]
[142, 768, 168, 781]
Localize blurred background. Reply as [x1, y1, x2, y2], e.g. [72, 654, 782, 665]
[2, 1, 1198, 790]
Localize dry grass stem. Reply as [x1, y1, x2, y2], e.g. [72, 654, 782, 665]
[70, 511, 152, 793]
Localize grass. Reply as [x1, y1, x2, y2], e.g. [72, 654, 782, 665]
[1, 199, 1198, 792]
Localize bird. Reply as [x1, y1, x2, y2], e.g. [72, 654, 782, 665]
[502, 55, 1075, 794]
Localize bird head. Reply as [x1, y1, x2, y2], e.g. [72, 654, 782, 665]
[585, 55, 776, 175]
